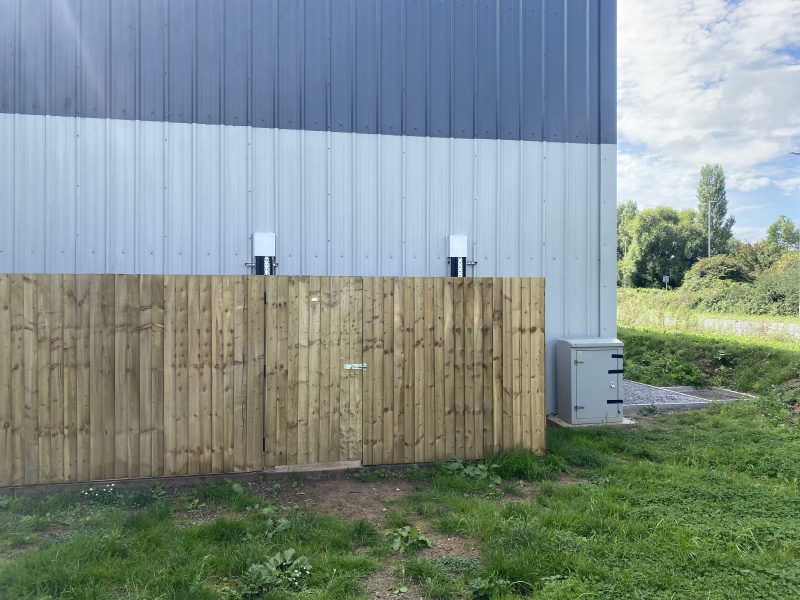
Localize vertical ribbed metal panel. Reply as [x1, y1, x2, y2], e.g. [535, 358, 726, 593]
[1, 0, 616, 143]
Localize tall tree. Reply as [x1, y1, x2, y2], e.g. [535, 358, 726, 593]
[617, 200, 638, 260]
[619, 207, 705, 288]
[766, 215, 800, 253]
[696, 164, 735, 256]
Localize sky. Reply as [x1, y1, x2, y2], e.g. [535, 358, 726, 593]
[617, 0, 800, 242]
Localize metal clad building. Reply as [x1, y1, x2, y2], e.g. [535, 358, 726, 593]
[0, 0, 617, 413]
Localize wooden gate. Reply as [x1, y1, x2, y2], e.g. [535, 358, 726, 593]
[264, 277, 363, 467]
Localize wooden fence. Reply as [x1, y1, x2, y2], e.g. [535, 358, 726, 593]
[0, 274, 544, 487]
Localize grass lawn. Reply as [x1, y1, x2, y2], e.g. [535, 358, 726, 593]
[619, 326, 800, 393]
[2, 328, 799, 599]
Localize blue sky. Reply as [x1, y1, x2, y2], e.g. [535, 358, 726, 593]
[618, 0, 800, 242]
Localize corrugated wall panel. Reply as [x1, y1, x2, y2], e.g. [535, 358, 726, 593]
[0, 0, 615, 144]
[0, 112, 12, 272]
[45, 116, 77, 273]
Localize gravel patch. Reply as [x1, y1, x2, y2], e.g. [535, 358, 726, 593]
[624, 380, 709, 406]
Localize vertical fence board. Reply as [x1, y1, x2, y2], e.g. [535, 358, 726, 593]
[443, 279, 455, 458]
[360, 278, 373, 465]
[75, 276, 91, 482]
[275, 276, 289, 466]
[533, 280, 546, 452]
[151, 277, 165, 476]
[287, 277, 299, 465]
[370, 277, 384, 465]
[350, 278, 364, 460]
[63, 276, 78, 481]
[413, 278, 425, 463]
[481, 280, 493, 455]
[502, 279, 513, 450]
[464, 279, 475, 460]
[472, 279, 484, 459]
[511, 278, 522, 447]
[163, 277, 176, 475]
[423, 278, 435, 462]
[521, 279, 532, 449]
[138, 276, 152, 478]
[36, 277, 51, 482]
[211, 276, 225, 473]
[199, 277, 213, 473]
[454, 279, 465, 459]
[392, 279, 404, 463]
[0, 276, 11, 483]
[187, 277, 201, 474]
[222, 278, 235, 471]
[307, 277, 321, 464]
[296, 277, 310, 465]
[48, 277, 64, 482]
[246, 278, 265, 471]
[88, 278, 104, 482]
[265, 277, 278, 467]
[402, 279, 414, 463]
[433, 278, 445, 461]
[113, 277, 127, 479]
[492, 278, 503, 452]
[175, 277, 190, 475]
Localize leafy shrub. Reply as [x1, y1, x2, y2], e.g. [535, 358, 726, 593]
[387, 526, 432, 553]
[467, 575, 512, 600]
[676, 251, 798, 316]
[745, 252, 799, 316]
[239, 549, 312, 597]
[443, 458, 501, 484]
[681, 254, 755, 290]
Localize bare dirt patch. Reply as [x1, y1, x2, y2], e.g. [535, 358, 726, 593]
[254, 473, 416, 522]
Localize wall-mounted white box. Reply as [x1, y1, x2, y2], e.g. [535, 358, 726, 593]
[252, 232, 276, 258]
[447, 234, 468, 258]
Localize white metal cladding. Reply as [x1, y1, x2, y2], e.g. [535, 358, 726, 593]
[0, 113, 616, 412]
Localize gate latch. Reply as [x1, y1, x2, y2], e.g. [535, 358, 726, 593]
[344, 363, 368, 371]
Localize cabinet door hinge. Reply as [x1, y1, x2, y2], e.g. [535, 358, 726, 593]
[264, 291, 267, 304]
[263, 437, 266, 452]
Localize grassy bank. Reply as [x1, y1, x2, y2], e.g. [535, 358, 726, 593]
[619, 326, 800, 392]
[618, 288, 800, 343]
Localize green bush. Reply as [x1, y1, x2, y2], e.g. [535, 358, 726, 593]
[675, 251, 798, 316]
[745, 252, 799, 316]
[681, 254, 754, 290]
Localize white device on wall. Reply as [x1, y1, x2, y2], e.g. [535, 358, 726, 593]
[447, 234, 468, 277]
[556, 338, 624, 424]
[252, 232, 277, 275]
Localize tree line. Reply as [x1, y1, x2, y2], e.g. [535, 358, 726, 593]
[617, 164, 799, 316]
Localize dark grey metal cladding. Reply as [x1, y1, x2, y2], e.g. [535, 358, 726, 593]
[0, 0, 617, 144]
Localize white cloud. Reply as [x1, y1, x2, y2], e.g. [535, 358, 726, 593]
[618, 0, 800, 208]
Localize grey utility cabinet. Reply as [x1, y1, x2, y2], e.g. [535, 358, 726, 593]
[557, 338, 624, 424]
